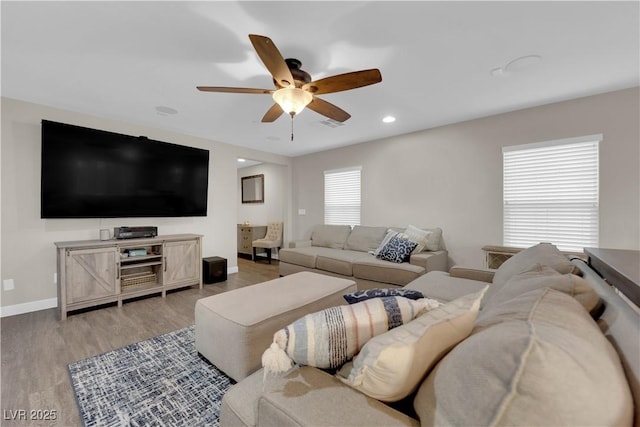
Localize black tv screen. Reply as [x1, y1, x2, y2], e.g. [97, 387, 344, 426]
[41, 120, 209, 218]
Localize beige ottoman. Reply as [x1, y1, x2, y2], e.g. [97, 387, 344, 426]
[195, 271, 356, 382]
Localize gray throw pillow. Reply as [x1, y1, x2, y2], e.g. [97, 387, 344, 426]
[485, 243, 574, 306]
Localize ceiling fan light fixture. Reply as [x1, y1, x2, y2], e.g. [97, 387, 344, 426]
[272, 87, 313, 116]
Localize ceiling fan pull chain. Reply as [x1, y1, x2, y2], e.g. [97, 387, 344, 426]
[290, 113, 294, 141]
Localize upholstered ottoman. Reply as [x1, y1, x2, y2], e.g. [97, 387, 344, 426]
[195, 271, 356, 382]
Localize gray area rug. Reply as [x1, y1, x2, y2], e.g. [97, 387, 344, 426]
[68, 326, 233, 427]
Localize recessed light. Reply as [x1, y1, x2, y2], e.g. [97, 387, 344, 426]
[382, 116, 396, 123]
[237, 158, 246, 162]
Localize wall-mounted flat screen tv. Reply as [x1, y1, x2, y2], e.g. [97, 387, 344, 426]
[41, 120, 209, 218]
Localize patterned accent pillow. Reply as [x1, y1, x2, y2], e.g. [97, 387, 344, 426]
[377, 235, 418, 263]
[337, 287, 487, 402]
[343, 288, 425, 304]
[371, 230, 399, 256]
[262, 296, 432, 372]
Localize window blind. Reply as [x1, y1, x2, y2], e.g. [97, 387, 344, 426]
[324, 166, 361, 226]
[503, 135, 600, 252]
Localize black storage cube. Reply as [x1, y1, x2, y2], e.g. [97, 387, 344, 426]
[203, 256, 227, 284]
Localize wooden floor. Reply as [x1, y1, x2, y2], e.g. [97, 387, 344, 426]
[0, 258, 279, 426]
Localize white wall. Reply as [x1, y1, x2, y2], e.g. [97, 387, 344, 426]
[237, 163, 288, 233]
[0, 97, 291, 312]
[3, 88, 638, 312]
[236, 163, 289, 258]
[291, 88, 640, 268]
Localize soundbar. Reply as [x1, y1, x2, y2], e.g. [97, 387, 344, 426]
[114, 226, 158, 239]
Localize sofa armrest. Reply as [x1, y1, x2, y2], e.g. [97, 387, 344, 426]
[288, 240, 312, 248]
[449, 266, 494, 283]
[410, 250, 448, 272]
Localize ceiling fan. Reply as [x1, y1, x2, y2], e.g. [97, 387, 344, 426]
[197, 34, 382, 128]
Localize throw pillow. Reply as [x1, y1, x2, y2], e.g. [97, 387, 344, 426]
[414, 288, 633, 427]
[377, 235, 418, 263]
[479, 264, 602, 321]
[343, 288, 428, 304]
[485, 243, 574, 306]
[492, 243, 574, 285]
[337, 287, 487, 402]
[423, 227, 443, 252]
[403, 225, 432, 254]
[261, 296, 434, 374]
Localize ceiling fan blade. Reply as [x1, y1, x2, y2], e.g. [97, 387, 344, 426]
[249, 34, 295, 88]
[303, 69, 382, 95]
[262, 103, 284, 122]
[306, 97, 351, 122]
[197, 86, 273, 94]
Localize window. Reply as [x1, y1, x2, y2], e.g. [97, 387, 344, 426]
[503, 135, 600, 252]
[324, 166, 361, 226]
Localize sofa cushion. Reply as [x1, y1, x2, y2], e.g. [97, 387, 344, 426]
[414, 288, 633, 427]
[486, 242, 574, 305]
[316, 250, 368, 276]
[264, 296, 432, 371]
[377, 235, 418, 263]
[405, 271, 488, 303]
[353, 254, 425, 286]
[278, 246, 338, 269]
[338, 288, 486, 402]
[492, 242, 574, 285]
[311, 224, 352, 249]
[481, 264, 602, 319]
[344, 225, 388, 252]
[343, 288, 426, 304]
[221, 367, 420, 427]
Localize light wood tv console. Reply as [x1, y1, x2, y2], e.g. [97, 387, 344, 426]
[55, 233, 202, 320]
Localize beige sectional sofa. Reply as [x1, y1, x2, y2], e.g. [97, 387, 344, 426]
[221, 243, 639, 426]
[279, 225, 448, 289]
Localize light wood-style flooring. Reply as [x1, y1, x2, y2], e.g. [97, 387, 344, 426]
[1, 258, 279, 426]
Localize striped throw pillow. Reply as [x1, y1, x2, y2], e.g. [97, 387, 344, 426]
[262, 296, 434, 374]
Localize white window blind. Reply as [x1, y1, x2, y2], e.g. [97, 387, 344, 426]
[503, 135, 600, 252]
[324, 166, 361, 226]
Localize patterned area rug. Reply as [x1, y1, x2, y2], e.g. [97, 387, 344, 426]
[68, 326, 233, 427]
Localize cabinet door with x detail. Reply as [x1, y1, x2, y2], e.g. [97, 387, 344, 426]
[65, 247, 119, 304]
[164, 239, 200, 287]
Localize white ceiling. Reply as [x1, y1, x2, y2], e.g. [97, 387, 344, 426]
[2, 1, 638, 157]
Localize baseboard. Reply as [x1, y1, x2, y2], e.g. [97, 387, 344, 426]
[2, 269, 240, 317]
[1, 297, 57, 318]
